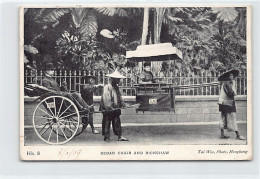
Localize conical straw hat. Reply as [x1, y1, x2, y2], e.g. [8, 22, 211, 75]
[105, 69, 126, 79]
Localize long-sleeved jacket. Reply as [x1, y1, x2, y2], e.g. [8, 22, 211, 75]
[42, 76, 61, 91]
[219, 80, 237, 113]
[42, 75, 68, 92]
[139, 70, 154, 83]
[99, 83, 125, 112]
[81, 84, 96, 105]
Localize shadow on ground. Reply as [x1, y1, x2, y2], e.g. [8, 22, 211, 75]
[24, 123, 247, 146]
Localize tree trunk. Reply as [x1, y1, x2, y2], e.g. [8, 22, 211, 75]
[154, 8, 165, 44]
[151, 8, 165, 75]
[141, 7, 149, 45]
[138, 7, 150, 73]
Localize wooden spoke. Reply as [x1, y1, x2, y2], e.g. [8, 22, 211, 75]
[47, 127, 53, 142]
[68, 120, 73, 136]
[59, 112, 77, 120]
[40, 123, 53, 137]
[57, 98, 64, 117]
[35, 122, 50, 128]
[53, 97, 57, 117]
[63, 120, 67, 133]
[67, 117, 78, 128]
[68, 116, 80, 123]
[67, 120, 79, 125]
[60, 122, 75, 133]
[37, 107, 53, 118]
[58, 104, 72, 118]
[44, 101, 55, 117]
[34, 116, 52, 120]
[59, 124, 68, 140]
[38, 122, 51, 134]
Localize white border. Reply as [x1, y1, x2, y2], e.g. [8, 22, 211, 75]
[19, 4, 252, 161]
[0, 0, 259, 178]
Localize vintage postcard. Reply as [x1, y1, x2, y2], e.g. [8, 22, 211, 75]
[20, 5, 252, 160]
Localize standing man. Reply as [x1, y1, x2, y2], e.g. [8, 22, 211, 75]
[42, 62, 90, 112]
[81, 75, 102, 134]
[218, 69, 246, 140]
[99, 69, 129, 142]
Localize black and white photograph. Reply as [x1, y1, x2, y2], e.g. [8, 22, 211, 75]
[20, 5, 252, 160]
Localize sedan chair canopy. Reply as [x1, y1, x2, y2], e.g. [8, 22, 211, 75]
[125, 43, 183, 62]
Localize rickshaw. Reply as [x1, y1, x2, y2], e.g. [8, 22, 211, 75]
[25, 83, 140, 145]
[25, 84, 90, 145]
[126, 43, 182, 112]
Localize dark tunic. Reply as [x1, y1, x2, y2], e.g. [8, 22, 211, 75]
[42, 76, 61, 92]
[99, 83, 125, 112]
[139, 70, 154, 83]
[219, 81, 236, 113]
[81, 84, 95, 105]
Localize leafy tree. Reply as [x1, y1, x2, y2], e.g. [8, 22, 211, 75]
[23, 7, 247, 75]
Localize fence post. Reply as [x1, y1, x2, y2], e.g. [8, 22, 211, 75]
[58, 70, 61, 86]
[218, 72, 221, 95]
[74, 70, 77, 92]
[192, 73, 194, 96]
[212, 71, 215, 95]
[54, 70, 57, 82]
[97, 70, 100, 84]
[79, 70, 82, 93]
[69, 70, 72, 91]
[35, 70, 38, 84]
[83, 70, 86, 84]
[64, 70, 67, 88]
[179, 71, 182, 96]
[102, 71, 105, 85]
[30, 70, 33, 83]
[40, 70, 43, 85]
[130, 69, 133, 96]
[201, 71, 203, 95]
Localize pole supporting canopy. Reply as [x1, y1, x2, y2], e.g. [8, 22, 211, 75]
[126, 43, 182, 62]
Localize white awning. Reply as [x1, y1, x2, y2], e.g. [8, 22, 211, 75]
[126, 43, 182, 62]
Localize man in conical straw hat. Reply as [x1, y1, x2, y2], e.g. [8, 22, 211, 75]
[218, 69, 246, 140]
[99, 69, 129, 142]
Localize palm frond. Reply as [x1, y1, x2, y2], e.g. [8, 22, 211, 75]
[70, 8, 90, 28]
[24, 55, 29, 63]
[164, 14, 183, 23]
[24, 45, 39, 54]
[95, 7, 128, 17]
[212, 7, 238, 22]
[116, 8, 128, 17]
[39, 8, 69, 23]
[79, 13, 98, 36]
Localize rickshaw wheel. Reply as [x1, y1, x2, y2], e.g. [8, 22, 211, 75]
[32, 96, 80, 145]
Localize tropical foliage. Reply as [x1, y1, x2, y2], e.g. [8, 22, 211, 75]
[24, 7, 247, 75]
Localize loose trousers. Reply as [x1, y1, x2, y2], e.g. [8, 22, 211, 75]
[219, 112, 238, 132]
[102, 111, 122, 140]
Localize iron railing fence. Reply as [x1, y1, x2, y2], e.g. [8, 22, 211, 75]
[24, 69, 247, 96]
